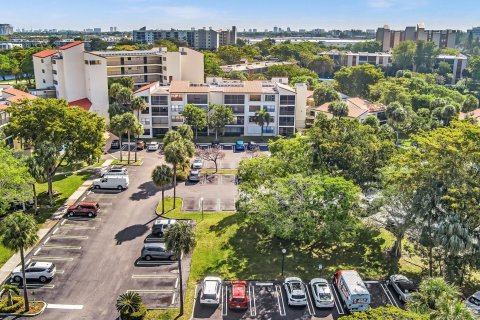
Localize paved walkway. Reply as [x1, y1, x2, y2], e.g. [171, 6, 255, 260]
[0, 159, 114, 284]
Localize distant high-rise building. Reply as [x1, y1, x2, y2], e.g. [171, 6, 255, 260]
[0, 24, 14, 35]
[252, 29, 257, 33]
[94, 28, 101, 33]
[110, 27, 118, 32]
[299, 29, 306, 33]
[273, 26, 278, 33]
[287, 27, 291, 32]
[467, 27, 480, 40]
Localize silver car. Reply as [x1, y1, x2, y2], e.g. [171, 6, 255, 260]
[310, 278, 334, 308]
[465, 291, 480, 316]
[141, 243, 175, 261]
[388, 274, 417, 302]
[284, 277, 308, 306]
[12, 261, 56, 283]
[192, 158, 203, 169]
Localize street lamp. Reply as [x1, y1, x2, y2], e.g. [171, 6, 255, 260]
[318, 263, 323, 278]
[200, 197, 204, 220]
[281, 248, 287, 277]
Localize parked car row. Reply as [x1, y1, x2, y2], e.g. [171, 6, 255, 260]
[234, 140, 259, 152]
[96, 165, 129, 190]
[140, 218, 178, 261]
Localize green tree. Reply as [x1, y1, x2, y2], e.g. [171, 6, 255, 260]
[151, 165, 173, 215]
[267, 64, 317, 79]
[26, 154, 47, 214]
[176, 124, 194, 142]
[289, 75, 319, 90]
[363, 115, 380, 130]
[181, 105, 207, 140]
[110, 114, 125, 162]
[115, 291, 142, 316]
[208, 104, 235, 139]
[164, 222, 196, 316]
[437, 61, 452, 76]
[440, 105, 457, 125]
[386, 102, 408, 146]
[0, 212, 39, 312]
[7, 99, 105, 206]
[108, 102, 129, 119]
[254, 109, 271, 136]
[164, 141, 189, 208]
[130, 96, 148, 162]
[89, 37, 108, 50]
[13, 82, 29, 93]
[467, 55, 480, 81]
[334, 64, 384, 98]
[0, 284, 20, 307]
[350, 41, 382, 53]
[308, 55, 334, 77]
[203, 52, 224, 77]
[115, 86, 134, 107]
[328, 100, 349, 119]
[313, 85, 340, 106]
[119, 113, 141, 164]
[0, 55, 12, 81]
[108, 82, 124, 102]
[393, 40, 416, 70]
[462, 94, 479, 112]
[414, 41, 438, 72]
[217, 45, 243, 64]
[154, 39, 178, 52]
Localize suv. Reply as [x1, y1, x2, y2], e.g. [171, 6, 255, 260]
[284, 277, 307, 306]
[152, 218, 177, 237]
[465, 291, 480, 316]
[136, 140, 145, 150]
[235, 140, 245, 152]
[66, 202, 99, 218]
[247, 141, 259, 151]
[200, 277, 222, 305]
[147, 142, 160, 151]
[141, 243, 175, 261]
[228, 281, 249, 310]
[192, 158, 203, 169]
[188, 170, 200, 182]
[111, 139, 120, 149]
[12, 261, 56, 283]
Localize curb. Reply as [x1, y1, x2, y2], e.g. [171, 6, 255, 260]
[0, 300, 47, 317]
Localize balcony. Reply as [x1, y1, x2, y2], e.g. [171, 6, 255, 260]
[107, 57, 162, 66]
[107, 67, 162, 77]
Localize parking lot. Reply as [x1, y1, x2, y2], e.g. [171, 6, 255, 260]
[192, 280, 404, 320]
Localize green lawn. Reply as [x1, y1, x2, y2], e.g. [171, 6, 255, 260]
[149, 197, 420, 320]
[200, 169, 238, 175]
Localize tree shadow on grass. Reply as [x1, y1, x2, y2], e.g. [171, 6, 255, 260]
[206, 214, 395, 280]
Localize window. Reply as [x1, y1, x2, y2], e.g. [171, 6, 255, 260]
[163, 66, 167, 71]
[171, 115, 184, 122]
[248, 116, 257, 123]
[152, 106, 168, 116]
[263, 105, 275, 112]
[171, 94, 183, 101]
[140, 118, 150, 125]
[187, 94, 208, 104]
[143, 129, 151, 136]
[263, 126, 274, 134]
[163, 57, 167, 61]
[280, 95, 295, 105]
[84, 60, 89, 65]
[41, 59, 44, 63]
[127, 57, 131, 61]
[42, 79, 46, 83]
[89, 60, 101, 65]
[249, 105, 261, 113]
[265, 94, 275, 102]
[279, 106, 295, 115]
[53, 70, 57, 75]
[152, 117, 168, 124]
[142, 96, 149, 103]
[141, 107, 150, 114]
[249, 94, 261, 101]
[42, 69, 45, 73]
[228, 105, 244, 113]
[279, 117, 294, 126]
[53, 80, 58, 85]
[224, 95, 245, 104]
[151, 95, 168, 105]
[171, 105, 184, 112]
[163, 76, 167, 80]
[279, 127, 294, 136]
[233, 116, 244, 125]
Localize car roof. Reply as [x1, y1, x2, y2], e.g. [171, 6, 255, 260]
[28, 261, 52, 268]
[154, 218, 177, 226]
[203, 277, 221, 294]
[194, 158, 202, 161]
[232, 281, 247, 298]
[143, 242, 166, 249]
[190, 170, 199, 174]
[236, 140, 244, 143]
[311, 278, 328, 285]
[338, 270, 369, 295]
[76, 202, 98, 206]
[285, 277, 302, 283]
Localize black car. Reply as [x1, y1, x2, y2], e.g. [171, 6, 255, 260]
[247, 141, 259, 151]
[111, 139, 120, 149]
[211, 140, 221, 148]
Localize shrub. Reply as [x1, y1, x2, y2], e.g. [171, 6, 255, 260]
[121, 304, 147, 320]
[0, 297, 24, 313]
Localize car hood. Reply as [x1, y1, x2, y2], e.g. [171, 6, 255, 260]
[465, 301, 480, 311]
[12, 265, 22, 273]
[67, 204, 77, 209]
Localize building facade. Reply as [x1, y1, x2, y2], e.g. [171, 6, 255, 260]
[33, 41, 204, 118]
[133, 77, 307, 138]
[467, 27, 480, 40]
[0, 24, 13, 36]
[133, 26, 237, 50]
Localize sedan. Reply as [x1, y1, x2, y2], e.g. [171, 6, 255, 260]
[310, 278, 334, 308]
[388, 274, 417, 302]
[465, 291, 480, 316]
[284, 277, 307, 306]
[136, 140, 145, 150]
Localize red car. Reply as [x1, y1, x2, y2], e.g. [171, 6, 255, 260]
[228, 281, 249, 310]
[66, 202, 99, 218]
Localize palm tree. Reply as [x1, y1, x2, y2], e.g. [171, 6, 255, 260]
[0, 284, 20, 307]
[131, 96, 148, 162]
[328, 101, 349, 119]
[386, 102, 408, 146]
[26, 157, 45, 214]
[110, 115, 125, 162]
[255, 109, 271, 137]
[152, 165, 173, 215]
[115, 291, 142, 318]
[115, 87, 133, 107]
[0, 212, 39, 312]
[164, 222, 196, 316]
[109, 83, 124, 102]
[408, 277, 459, 315]
[432, 300, 475, 320]
[164, 141, 188, 209]
[121, 113, 137, 164]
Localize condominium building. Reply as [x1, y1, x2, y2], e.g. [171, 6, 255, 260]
[133, 26, 237, 50]
[33, 41, 204, 118]
[133, 77, 308, 138]
[0, 24, 13, 36]
[467, 27, 480, 40]
[376, 23, 457, 50]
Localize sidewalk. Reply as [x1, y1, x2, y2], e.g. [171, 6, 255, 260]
[0, 159, 114, 283]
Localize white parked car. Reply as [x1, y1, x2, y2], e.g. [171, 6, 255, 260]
[147, 142, 160, 151]
[388, 274, 417, 302]
[192, 158, 203, 169]
[200, 276, 222, 305]
[310, 278, 334, 308]
[284, 277, 307, 306]
[100, 165, 128, 177]
[465, 291, 480, 316]
[12, 261, 56, 283]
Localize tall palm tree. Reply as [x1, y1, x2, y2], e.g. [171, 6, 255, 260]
[0, 212, 39, 312]
[386, 102, 407, 146]
[115, 291, 142, 317]
[152, 165, 173, 215]
[120, 113, 137, 164]
[164, 222, 196, 316]
[255, 109, 271, 137]
[110, 114, 125, 162]
[26, 157, 45, 214]
[164, 141, 188, 209]
[109, 83, 124, 102]
[131, 96, 148, 162]
[115, 87, 133, 107]
[0, 284, 20, 307]
[408, 277, 459, 315]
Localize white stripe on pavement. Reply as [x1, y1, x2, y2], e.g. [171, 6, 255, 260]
[33, 247, 41, 256]
[131, 274, 177, 279]
[275, 284, 286, 316]
[305, 285, 315, 316]
[47, 304, 84, 310]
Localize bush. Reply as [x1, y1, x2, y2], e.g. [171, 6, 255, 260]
[121, 304, 147, 320]
[0, 297, 24, 313]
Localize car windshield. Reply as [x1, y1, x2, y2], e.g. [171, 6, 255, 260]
[469, 296, 480, 306]
[292, 294, 305, 300]
[232, 298, 245, 302]
[318, 293, 331, 300]
[202, 293, 217, 300]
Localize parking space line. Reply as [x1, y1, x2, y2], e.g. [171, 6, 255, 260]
[47, 304, 83, 310]
[248, 284, 256, 317]
[13, 283, 55, 289]
[135, 261, 175, 266]
[127, 289, 174, 293]
[33, 247, 41, 256]
[67, 217, 101, 221]
[100, 202, 113, 206]
[80, 196, 86, 201]
[43, 237, 51, 245]
[51, 235, 88, 240]
[56, 270, 65, 274]
[191, 284, 198, 316]
[331, 283, 345, 315]
[275, 284, 286, 316]
[25, 259, 30, 265]
[305, 285, 315, 316]
[60, 220, 66, 226]
[222, 284, 227, 316]
[32, 256, 74, 262]
[43, 245, 82, 250]
[61, 225, 96, 230]
[175, 278, 179, 289]
[131, 274, 177, 279]
[381, 282, 399, 308]
[171, 292, 176, 305]
[52, 227, 59, 235]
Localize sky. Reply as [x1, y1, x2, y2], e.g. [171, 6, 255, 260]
[4, 0, 480, 32]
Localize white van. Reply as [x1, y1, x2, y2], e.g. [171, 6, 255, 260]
[93, 175, 129, 190]
[333, 270, 371, 312]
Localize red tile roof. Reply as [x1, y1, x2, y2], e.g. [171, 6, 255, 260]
[59, 41, 83, 50]
[0, 103, 8, 111]
[3, 87, 37, 103]
[33, 49, 58, 58]
[68, 98, 92, 111]
[134, 82, 159, 94]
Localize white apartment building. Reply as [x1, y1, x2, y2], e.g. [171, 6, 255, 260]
[33, 41, 204, 118]
[133, 77, 308, 138]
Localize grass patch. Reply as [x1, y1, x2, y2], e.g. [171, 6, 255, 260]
[200, 169, 238, 175]
[195, 135, 278, 144]
[0, 297, 45, 315]
[111, 159, 143, 166]
[149, 197, 419, 320]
